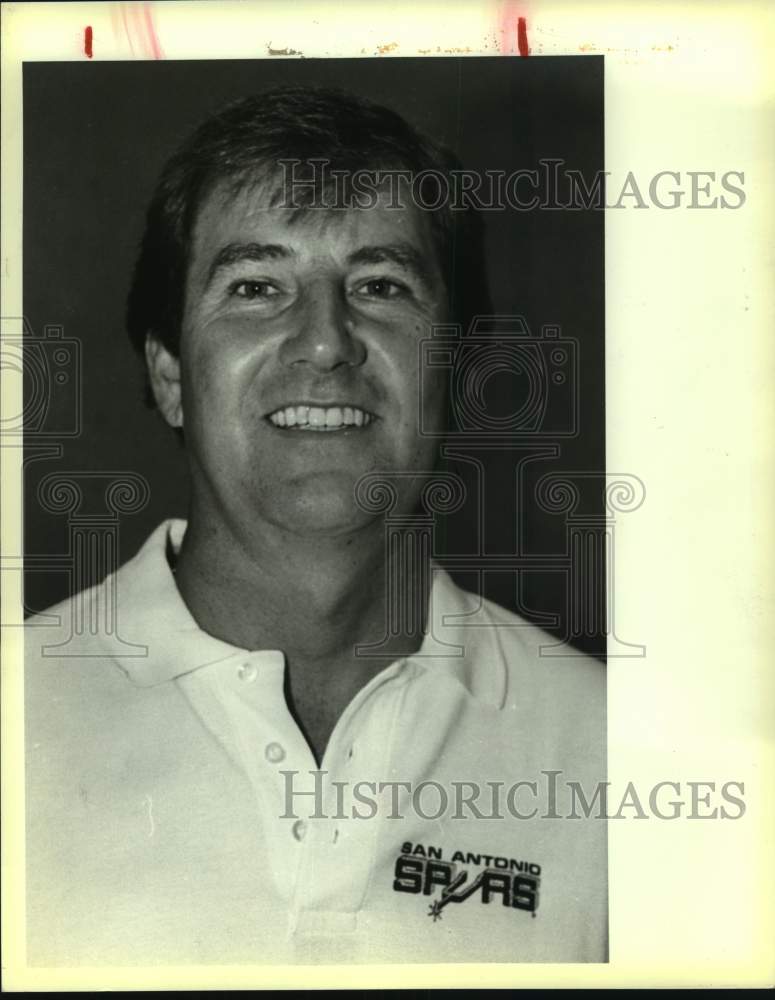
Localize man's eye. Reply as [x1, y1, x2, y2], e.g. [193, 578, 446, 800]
[230, 280, 278, 300]
[356, 278, 405, 299]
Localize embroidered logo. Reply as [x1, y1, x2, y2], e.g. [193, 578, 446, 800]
[392, 841, 541, 921]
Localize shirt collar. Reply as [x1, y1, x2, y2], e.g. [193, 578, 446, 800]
[114, 519, 507, 709]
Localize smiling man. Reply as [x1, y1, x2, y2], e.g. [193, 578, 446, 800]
[25, 86, 607, 967]
[148, 179, 451, 761]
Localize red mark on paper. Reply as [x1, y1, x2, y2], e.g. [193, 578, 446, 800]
[113, 2, 164, 59]
[142, 4, 164, 60]
[84, 26, 93, 58]
[517, 17, 529, 57]
[498, 3, 530, 56]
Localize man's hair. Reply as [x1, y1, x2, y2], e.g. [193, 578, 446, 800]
[126, 84, 489, 380]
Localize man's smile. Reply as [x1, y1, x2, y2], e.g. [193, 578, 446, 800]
[266, 404, 377, 431]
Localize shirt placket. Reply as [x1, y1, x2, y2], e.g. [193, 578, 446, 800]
[180, 649, 419, 957]
[285, 659, 416, 955]
[215, 650, 320, 899]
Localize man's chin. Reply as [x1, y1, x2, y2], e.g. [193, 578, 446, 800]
[261, 480, 375, 538]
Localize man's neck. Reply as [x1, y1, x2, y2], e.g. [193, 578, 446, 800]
[173, 509, 428, 670]
[173, 509, 430, 763]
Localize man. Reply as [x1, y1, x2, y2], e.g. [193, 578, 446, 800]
[25, 86, 606, 966]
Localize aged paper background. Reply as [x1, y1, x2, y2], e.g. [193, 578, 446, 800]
[2, 0, 773, 989]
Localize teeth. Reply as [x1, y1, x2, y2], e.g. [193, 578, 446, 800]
[268, 405, 373, 430]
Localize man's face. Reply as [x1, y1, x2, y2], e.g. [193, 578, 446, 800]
[160, 179, 449, 538]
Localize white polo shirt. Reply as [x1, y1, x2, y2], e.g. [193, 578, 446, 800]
[25, 519, 607, 966]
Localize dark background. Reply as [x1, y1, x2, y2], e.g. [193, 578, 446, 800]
[23, 56, 605, 657]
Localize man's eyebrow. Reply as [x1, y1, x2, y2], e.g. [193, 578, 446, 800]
[206, 243, 295, 285]
[346, 244, 435, 286]
[204, 241, 437, 288]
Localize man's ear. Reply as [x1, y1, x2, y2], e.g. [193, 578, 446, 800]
[145, 334, 183, 428]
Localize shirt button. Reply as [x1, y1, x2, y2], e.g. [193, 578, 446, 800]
[264, 741, 286, 763]
[237, 662, 258, 682]
[292, 819, 307, 842]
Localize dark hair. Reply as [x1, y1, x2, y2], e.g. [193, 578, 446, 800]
[126, 85, 489, 376]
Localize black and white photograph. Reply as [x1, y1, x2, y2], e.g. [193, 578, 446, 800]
[2, 0, 772, 990]
[21, 52, 607, 967]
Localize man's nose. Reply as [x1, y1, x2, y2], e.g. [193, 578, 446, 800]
[279, 281, 366, 372]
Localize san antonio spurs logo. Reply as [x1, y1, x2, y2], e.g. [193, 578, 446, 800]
[392, 841, 541, 921]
